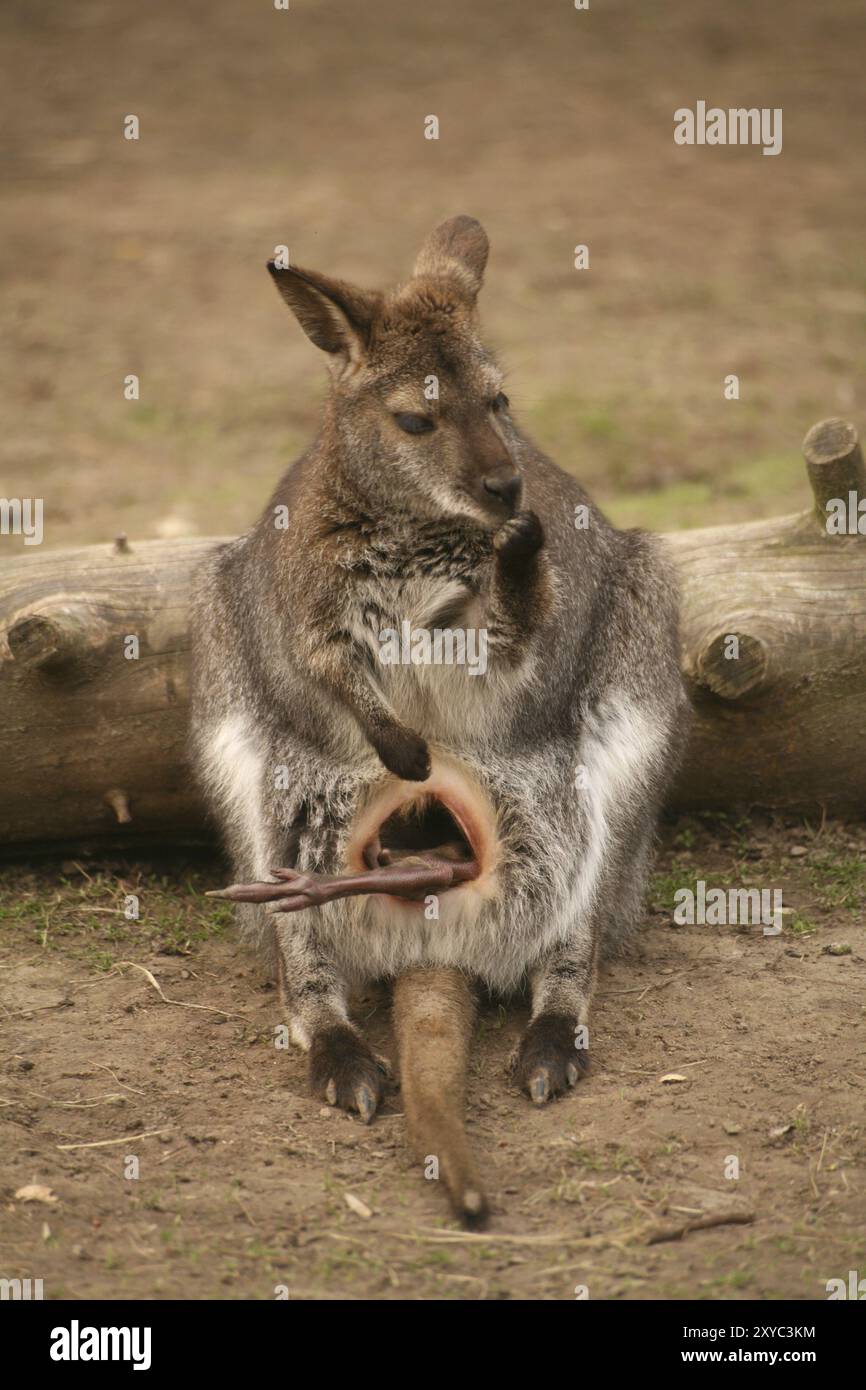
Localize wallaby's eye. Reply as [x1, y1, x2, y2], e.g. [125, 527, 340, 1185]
[393, 412, 435, 436]
[490, 391, 510, 412]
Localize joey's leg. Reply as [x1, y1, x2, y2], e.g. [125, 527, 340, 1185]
[512, 935, 598, 1105]
[207, 855, 477, 912]
[276, 916, 390, 1123]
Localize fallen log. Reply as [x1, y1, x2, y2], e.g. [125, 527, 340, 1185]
[1, 418, 864, 851]
[668, 417, 866, 816]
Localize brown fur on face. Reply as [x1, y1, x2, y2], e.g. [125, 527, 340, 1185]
[268, 217, 521, 526]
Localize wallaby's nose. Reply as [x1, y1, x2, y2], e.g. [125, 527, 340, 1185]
[482, 470, 522, 514]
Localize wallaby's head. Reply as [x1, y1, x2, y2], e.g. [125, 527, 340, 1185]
[267, 216, 522, 526]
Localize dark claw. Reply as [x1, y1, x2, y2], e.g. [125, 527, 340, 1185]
[310, 1024, 388, 1122]
[354, 1083, 377, 1124]
[530, 1069, 551, 1106]
[514, 1012, 589, 1105]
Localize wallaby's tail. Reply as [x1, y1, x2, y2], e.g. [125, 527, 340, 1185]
[392, 966, 488, 1228]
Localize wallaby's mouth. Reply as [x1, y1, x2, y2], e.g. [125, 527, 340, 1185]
[362, 795, 479, 883]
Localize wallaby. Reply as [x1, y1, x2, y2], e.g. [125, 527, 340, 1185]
[190, 216, 688, 1226]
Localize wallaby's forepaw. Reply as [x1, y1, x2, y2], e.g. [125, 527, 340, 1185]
[494, 509, 545, 567]
[310, 1024, 390, 1123]
[512, 1013, 589, 1105]
[373, 725, 431, 782]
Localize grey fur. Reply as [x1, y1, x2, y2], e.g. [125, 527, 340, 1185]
[190, 216, 688, 1080]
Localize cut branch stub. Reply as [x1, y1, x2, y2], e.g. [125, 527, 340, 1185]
[695, 630, 769, 700]
[7, 604, 111, 674]
[803, 418, 866, 525]
[104, 788, 133, 824]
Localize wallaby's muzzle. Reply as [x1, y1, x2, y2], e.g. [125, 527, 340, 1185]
[482, 467, 522, 516]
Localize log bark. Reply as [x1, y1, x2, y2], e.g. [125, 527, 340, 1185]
[0, 534, 221, 851]
[1, 419, 864, 851]
[666, 418, 866, 815]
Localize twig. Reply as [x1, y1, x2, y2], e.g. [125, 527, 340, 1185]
[57, 1128, 170, 1151]
[387, 1225, 645, 1249]
[233, 1192, 259, 1227]
[155, 1145, 190, 1167]
[112, 961, 252, 1022]
[89, 1063, 147, 1097]
[20, 1089, 127, 1109]
[646, 1209, 754, 1245]
[3, 999, 73, 1019]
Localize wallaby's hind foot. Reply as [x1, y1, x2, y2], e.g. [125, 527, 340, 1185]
[309, 1024, 390, 1124]
[512, 1013, 590, 1106]
[393, 967, 489, 1228]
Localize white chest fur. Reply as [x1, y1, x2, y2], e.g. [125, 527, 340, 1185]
[351, 573, 518, 745]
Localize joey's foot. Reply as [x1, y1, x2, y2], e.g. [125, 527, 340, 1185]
[512, 1013, 589, 1105]
[493, 509, 545, 567]
[309, 1024, 390, 1123]
[373, 725, 431, 782]
[206, 858, 468, 914]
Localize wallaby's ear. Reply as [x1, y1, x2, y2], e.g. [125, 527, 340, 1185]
[267, 262, 379, 362]
[412, 215, 489, 301]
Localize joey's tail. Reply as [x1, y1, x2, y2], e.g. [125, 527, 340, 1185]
[392, 966, 488, 1228]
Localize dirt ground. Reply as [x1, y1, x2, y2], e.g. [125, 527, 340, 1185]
[2, 816, 864, 1301]
[2, 0, 865, 1302]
